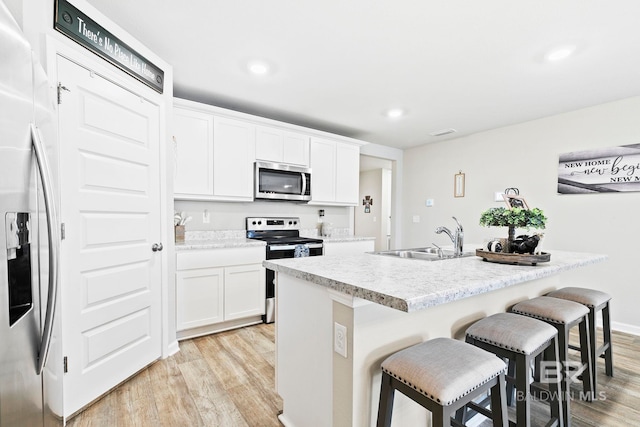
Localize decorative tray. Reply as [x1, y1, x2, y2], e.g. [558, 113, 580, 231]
[475, 249, 551, 266]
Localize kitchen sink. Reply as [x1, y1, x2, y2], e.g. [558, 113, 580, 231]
[371, 247, 474, 261]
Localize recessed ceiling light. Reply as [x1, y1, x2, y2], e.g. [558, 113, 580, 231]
[385, 108, 405, 119]
[545, 45, 576, 62]
[247, 60, 270, 75]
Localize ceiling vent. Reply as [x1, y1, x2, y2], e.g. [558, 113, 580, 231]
[429, 128, 457, 137]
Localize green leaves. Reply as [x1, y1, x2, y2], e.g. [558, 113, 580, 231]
[479, 207, 547, 229]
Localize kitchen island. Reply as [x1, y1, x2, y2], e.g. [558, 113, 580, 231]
[264, 249, 607, 427]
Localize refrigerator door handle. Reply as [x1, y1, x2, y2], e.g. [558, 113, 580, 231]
[31, 124, 60, 375]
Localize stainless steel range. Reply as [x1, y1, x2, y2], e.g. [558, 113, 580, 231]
[246, 217, 323, 323]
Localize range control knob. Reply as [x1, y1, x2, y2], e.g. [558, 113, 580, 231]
[252, 221, 257, 225]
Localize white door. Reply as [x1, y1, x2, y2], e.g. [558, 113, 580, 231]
[57, 56, 162, 415]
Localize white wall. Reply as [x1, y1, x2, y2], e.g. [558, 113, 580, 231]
[360, 143, 404, 249]
[355, 169, 391, 251]
[356, 170, 382, 249]
[402, 96, 640, 332]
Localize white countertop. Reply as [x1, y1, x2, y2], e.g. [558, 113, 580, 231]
[174, 229, 373, 250]
[174, 230, 265, 251]
[314, 235, 376, 243]
[175, 238, 265, 251]
[263, 249, 607, 312]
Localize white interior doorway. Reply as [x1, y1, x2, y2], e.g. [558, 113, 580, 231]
[355, 155, 393, 251]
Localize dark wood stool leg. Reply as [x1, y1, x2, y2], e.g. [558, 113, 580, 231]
[602, 302, 614, 377]
[544, 336, 564, 427]
[555, 325, 571, 426]
[506, 359, 516, 406]
[490, 372, 509, 427]
[578, 317, 594, 401]
[376, 372, 395, 427]
[587, 307, 598, 395]
[515, 354, 532, 427]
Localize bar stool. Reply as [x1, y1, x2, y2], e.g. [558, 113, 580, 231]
[512, 296, 594, 423]
[465, 313, 564, 427]
[546, 287, 613, 393]
[376, 337, 508, 427]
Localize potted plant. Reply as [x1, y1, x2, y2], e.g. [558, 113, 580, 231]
[479, 207, 547, 253]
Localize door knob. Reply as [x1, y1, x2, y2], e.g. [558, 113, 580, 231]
[152, 243, 163, 252]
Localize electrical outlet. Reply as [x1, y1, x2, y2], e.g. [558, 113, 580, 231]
[412, 215, 420, 223]
[494, 192, 504, 202]
[203, 209, 210, 224]
[334, 322, 347, 358]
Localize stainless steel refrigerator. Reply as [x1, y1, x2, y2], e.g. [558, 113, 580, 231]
[0, 1, 62, 425]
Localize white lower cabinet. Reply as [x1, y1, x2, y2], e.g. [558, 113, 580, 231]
[224, 264, 265, 320]
[176, 246, 265, 339]
[176, 267, 224, 330]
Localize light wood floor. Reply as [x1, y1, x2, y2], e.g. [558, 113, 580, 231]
[67, 325, 639, 427]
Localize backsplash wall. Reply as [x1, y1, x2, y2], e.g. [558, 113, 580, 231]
[174, 200, 352, 232]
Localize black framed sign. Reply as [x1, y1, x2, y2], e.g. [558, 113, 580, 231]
[558, 143, 640, 194]
[54, 0, 164, 93]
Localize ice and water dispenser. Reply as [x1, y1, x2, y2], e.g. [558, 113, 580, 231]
[5, 212, 32, 326]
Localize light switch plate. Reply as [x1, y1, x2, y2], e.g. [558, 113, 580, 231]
[426, 199, 434, 207]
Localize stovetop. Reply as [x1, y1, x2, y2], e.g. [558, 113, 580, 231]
[246, 216, 323, 246]
[250, 235, 323, 246]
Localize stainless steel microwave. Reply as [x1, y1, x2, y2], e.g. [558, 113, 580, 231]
[254, 161, 312, 202]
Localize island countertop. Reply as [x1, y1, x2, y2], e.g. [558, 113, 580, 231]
[263, 249, 607, 312]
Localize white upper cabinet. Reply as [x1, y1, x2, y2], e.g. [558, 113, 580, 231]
[212, 116, 255, 200]
[255, 125, 309, 166]
[310, 138, 360, 206]
[310, 138, 337, 202]
[335, 143, 360, 203]
[173, 101, 255, 201]
[173, 107, 214, 197]
[173, 98, 365, 202]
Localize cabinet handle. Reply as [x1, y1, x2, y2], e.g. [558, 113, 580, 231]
[152, 243, 164, 252]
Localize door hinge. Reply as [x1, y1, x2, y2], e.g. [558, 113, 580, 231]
[61, 223, 66, 240]
[57, 82, 70, 104]
[63, 356, 68, 373]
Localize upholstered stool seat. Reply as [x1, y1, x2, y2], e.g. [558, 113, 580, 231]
[512, 296, 594, 424]
[465, 313, 563, 427]
[546, 287, 613, 392]
[377, 337, 508, 427]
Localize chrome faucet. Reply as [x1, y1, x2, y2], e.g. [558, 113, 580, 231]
[435, 216, 464, 257]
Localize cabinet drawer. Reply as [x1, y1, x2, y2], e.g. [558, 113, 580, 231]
[177, 246, 265, 270]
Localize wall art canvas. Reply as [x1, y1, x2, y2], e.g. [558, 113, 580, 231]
[558, 143, 640, 194]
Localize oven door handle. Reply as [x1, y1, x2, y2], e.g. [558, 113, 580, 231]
[269, 243, 323, 251]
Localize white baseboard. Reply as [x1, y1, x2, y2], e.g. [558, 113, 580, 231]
[612, 321, 640, 336]
[165, 340, 180, 358]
